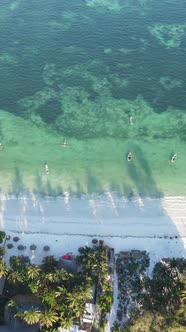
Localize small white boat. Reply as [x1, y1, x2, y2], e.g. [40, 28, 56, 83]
[45, 164, 49, 174]
[128, 152, 132, 162]
[171, 154, 177, 163]
[61, 140, 68, 148]
[129, 116, 133, 125]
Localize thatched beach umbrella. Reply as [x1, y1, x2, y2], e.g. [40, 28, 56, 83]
[30, 244, 37, 250]
[18, 244, 25, 250]
[7, 243, 14, 249]
[13, 236, 20, 242]
[43, 245, 50, 251]
[78, 247, 84, 254]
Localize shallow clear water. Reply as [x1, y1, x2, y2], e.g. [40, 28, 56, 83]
[0, 0, 186, 195]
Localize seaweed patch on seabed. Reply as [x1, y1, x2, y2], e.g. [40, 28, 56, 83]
[85, 0, 148, 12]
[149, 23, 186, 48]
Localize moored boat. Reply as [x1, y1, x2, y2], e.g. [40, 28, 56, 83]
[171, 154, 177, 163]
[128, 152, 132, 162]
[61, 140, 68, 148]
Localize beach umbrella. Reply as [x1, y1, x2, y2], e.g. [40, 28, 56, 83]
[18, 244, 25, 250]
[7, 243, 14, 249]
[30, 244, 37, 250]
[13, 236, 20, 242]
[78, 247, 84, 254]
[92, 238, 98, 245]
[43, 246, 50, 251]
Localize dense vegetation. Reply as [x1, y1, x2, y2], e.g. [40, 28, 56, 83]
[2, 255, 91, 331]
[112, 258, 186, 332]
[0, 231, 5, 244]
[77, 242, 113, 331]
[1, 236, 186, 331]
[0, 241, 112, 331]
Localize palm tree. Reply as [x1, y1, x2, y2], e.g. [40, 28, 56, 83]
[0, 231, 5, 243]
[28, 280, 40, 294]
[42, 256, 58, 272]
[9, 255, 30, 271]
[7, 270, 23, 284]
[43, 269, 68, 284]
[77, 244, 109, 282]
[55, 285, 67, 300]
[60, 282, 92, 319]
[16, 308, 41, 325]
[39, 310, 59, 328]
[111, 321, 126, 332]
[50, 268, 69, 283]
[26, 264, 41, 280]
[40, 288, 57, 307]
[0, 247, 5, 258]
[55, 285, 86, 319]
[8, 299, 18, 311]
[43, 272, 55, 284]
[59, 313, 74, 331]
[179, 289, 186, 301]
[65, 292, 84, 317]
[0, 260, 9, 277]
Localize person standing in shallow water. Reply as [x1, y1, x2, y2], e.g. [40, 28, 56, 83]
[0, 143, 2, 150]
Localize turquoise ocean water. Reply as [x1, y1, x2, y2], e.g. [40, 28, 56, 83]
[0, 0, 186, 196]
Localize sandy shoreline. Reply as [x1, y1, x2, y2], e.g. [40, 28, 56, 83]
[0, 193, 186, 237]
[0, 192, 185, 264]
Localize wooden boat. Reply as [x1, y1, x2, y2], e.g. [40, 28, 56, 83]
[171, 154, 177, 163]
[128, 152, 132, 162]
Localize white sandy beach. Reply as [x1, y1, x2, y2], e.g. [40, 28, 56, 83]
[0, 192, 185, 263]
